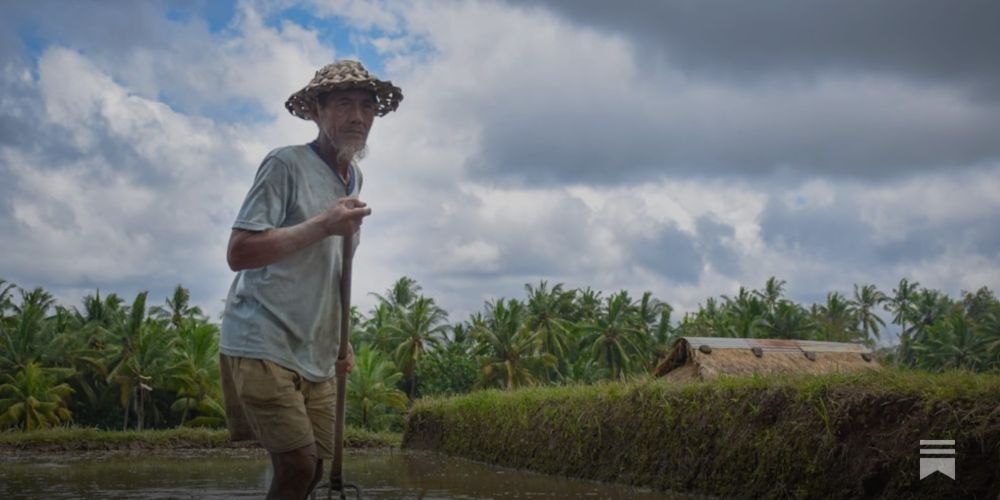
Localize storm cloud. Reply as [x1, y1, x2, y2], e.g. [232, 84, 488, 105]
[462, 0, 1000, 184]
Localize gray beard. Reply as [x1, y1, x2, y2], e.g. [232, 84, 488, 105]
[336, 142, 367, 165]
[323, 131, 368, 165]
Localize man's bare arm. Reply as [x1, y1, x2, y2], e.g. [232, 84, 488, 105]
[227, 197, 370, 271]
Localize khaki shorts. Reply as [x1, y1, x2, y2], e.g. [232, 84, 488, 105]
[221, 354, 336, 458]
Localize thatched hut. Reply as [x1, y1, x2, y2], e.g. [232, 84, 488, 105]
[654, 337, 879, 382]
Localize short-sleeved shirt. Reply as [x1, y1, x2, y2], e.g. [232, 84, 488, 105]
[220, 144, 362, 382]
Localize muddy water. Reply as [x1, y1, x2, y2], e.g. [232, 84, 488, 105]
[0, 448, 681, 499]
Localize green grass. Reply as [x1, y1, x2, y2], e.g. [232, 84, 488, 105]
[0, 426, 401, 450]
[405, 369, 1000, 498]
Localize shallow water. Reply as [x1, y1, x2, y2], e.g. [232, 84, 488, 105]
[0, 448, 680, 499]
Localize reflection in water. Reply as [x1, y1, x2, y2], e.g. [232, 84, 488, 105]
[0, 448, 680, 499]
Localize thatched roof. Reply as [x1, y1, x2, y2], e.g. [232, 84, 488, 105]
[654, 337, 880, 382]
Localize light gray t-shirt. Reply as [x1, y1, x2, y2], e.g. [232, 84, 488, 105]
[220, 144, 362, 382]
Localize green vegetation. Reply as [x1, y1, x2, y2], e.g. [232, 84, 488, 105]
[0, 426, 400, 450]
[2, 275, 999, 435]
[404, 370, 1000, 498]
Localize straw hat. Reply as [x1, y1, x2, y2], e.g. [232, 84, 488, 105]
[284, 60, 403, 120]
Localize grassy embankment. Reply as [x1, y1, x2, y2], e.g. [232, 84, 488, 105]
[404, 369, 1000, 498]
[0, 426, 401, 452]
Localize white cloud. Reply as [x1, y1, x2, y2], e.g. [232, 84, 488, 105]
[1, 0, 998, 331]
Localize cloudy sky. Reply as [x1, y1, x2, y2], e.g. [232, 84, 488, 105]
[2, 0, 998, 339]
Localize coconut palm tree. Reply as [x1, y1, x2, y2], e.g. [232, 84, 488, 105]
[372, 276, 422, 312]
[980, 310, 1000, 369]
[347, 345, 408, 430]
[850, 284, 887, 345]
[168, 319, 223, 427]
[578, 291, 644, 380]
[647, 307, 675, 370]
[0, 362, 74, 430]
[473, 299, 554, 390]
[755, 277, 787, 316]
[909, 289, 951, 342]
[912, 308, 989, 371]
[814, 292, 857, 342]
[388, 296, 448, 398]
[762, 301, 816, 339]
[75, 290, 125, 328]
[886, 278, 920, 364]
[721, 287, 768, 339]
[676, 311, 713, 338]
[0, 278, 16, 322]
[358, 302, 398, 356]
[632, 291, 667, 338]
[0, 287, 61, 372]
[572, 287, 603, 323]
[151, 285, 205, 329]
[523, 281, 575, 362]
[106, 292, 172, 430]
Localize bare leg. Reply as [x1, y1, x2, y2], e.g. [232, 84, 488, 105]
[267, 443, 318, 500]
[306, 458, 324, 497]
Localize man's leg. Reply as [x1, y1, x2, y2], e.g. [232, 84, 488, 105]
[303, 377, 337, 497]
[268, 443, 318, 500]
[228, 357, 320, 499]
[306, 458, 325, 497]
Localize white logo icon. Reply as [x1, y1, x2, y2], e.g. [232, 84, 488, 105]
[919, 440, 955, 480]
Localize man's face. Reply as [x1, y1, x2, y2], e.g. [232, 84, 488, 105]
[315, 88, 377, 154]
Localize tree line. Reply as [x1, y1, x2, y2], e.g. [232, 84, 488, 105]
[2, 276, 998, 433]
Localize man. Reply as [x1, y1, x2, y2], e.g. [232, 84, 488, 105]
[219, 60, 402, 500]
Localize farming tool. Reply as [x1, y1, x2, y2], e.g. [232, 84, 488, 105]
[313, 232, 361, 500]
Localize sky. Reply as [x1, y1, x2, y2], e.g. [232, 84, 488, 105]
[1, 0, 998, 340]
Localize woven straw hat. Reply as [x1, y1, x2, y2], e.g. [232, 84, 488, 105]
[285, 60, 403, 120]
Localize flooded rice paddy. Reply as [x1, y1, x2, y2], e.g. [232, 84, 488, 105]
[0, 448, 681, 498]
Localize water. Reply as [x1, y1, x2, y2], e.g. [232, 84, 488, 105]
[0, 448, 680, 499]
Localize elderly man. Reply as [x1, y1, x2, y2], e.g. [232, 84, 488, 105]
[219, 60, 402, 499]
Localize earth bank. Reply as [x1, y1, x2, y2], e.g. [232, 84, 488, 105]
[403, 370, 1000, 498]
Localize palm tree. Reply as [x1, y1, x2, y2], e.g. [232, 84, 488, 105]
[523, 281, 574, 362]
[388, 296, 448, 398]
[572, 287, 603, 323]
[75, 290, 125, 328]
[648, 307, 675, 369]
[347, 345, 408, 430]
[578, 291, 643, 380]
[676, 311, 714, 338]
[849, 284, 887, 345]
[0, 278, 16, 321]
[980, 309, 1000, 369]
[762, 301, 816, 339]
[721, 287, 767, 339]
[0, 362, 74, 430]
[632, 291, 667, 337]
[473, 299, 553, 390]
[886, 278, 920, 364]
[106, 292, 172, 430]
[814, 292, 858, 342]
[912, 307, 989, 371]
[0, 287, 60, 372]
[755, 277, 787, 316]
[909, 289, 951, 342]
[358, 302, 398, 356]
[151, 285, 205, 329]
[371, 276, 422, 311]
[168, 319, 223, 427]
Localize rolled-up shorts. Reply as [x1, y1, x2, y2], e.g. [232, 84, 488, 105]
[221, 354, 336, 458]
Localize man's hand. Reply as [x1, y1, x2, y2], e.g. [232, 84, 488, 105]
[226, 196, 371, 271]
[320, 197, 371, 237]
[336, 343, 355, 377]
